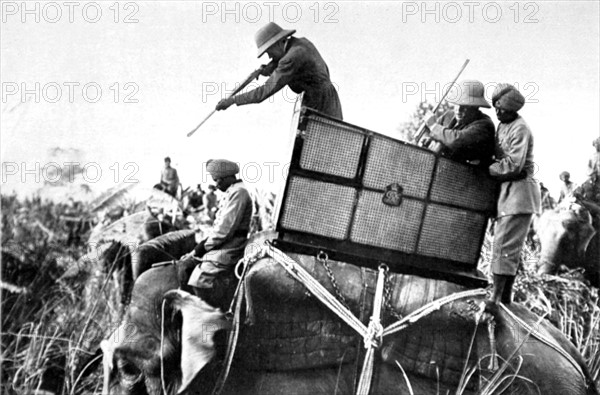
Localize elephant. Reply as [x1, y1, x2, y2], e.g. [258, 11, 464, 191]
[101, 238, 598, 395]
[130, 229, 197, 281]
[535, 205, 599, 287]
[82, 208, 200, 310]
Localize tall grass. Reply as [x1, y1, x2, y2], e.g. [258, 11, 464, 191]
[2, 194, 599, 393]
[1, 194, 122, 394]
[479, 227, 600, 386]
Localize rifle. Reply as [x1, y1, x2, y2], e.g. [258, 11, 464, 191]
[187, 63, 271, 137]
[414, 59, 470, 147]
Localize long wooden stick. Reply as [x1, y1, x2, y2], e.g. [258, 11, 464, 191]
[414, 59, 470, 145]
[187, 65, 266, 137]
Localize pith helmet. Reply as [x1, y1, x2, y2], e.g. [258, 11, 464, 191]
[447, 80, 491, 108]
[255, 22, 296, 58]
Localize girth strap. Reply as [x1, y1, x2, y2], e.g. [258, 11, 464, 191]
[263, 243, 488, 395]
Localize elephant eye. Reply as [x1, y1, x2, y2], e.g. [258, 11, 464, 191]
[117, 358, 142, 381]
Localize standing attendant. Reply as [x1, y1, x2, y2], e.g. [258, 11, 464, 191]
[487, 84, 540, 305]
[216, 22, 343, 119]
[588, 137, 600, 178]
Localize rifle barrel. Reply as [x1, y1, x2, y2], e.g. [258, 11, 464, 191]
[187, 66, 264, 137]
[415, 59, 470, 145]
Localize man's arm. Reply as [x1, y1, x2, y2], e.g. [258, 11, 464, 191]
[489, 124, 530, 181]
[203, 188, 249, 251]
[429, 118, 494, 153]
[232, 50, 302, 106]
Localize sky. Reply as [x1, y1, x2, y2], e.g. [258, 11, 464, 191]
[1, 1, 599, 200]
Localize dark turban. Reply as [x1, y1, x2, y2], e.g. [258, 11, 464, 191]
[492, 83, 525, 112]
[206, 159, 239, 178]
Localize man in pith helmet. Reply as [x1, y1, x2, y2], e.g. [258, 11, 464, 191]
[186, 159, 252, 310]
[487, 83, 540, 306]
[216, 22, 343, 119]
[422, 80, 495, 166]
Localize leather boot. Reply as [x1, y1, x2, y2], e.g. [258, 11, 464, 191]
[501, 276, 516, 305]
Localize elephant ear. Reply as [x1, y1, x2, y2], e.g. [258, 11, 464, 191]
[164, 289, 230, 394]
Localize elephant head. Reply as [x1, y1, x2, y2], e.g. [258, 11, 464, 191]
[101, 265, 229, 395]
[536, 206, 598, 285]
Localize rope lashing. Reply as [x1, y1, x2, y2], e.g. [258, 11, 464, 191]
[356, 264, 387, 395]
[263, 243, 488, 395]
[213, 245, 268, 395]
[266, 242, 369, 339]
[499, 303, 586, 383]
[487, 320, 498, 370]
[382, 288, 488, 337]
[213, 243, 587, 395]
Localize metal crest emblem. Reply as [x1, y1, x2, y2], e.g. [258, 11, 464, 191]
[382, 183, 403, 207]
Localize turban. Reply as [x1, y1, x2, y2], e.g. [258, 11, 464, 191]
[559, 171, 570, 179]
[492, 83, 525, 112]
[206, 159, 239, 178]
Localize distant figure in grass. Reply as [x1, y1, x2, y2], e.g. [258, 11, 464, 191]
[203, 184, 218, 222]
[188, 184, 205, 210]
[540, 182, 556, 212]
[158, 157, 180, 198]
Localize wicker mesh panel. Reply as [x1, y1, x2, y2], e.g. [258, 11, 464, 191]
[430, 158, 496, 211]
[363, 136, 435, 198]
[417, 204, 486, 264]
[299, 116, 365, 178]
[350, 190, 424, 252]
[280, 177, 355, 239]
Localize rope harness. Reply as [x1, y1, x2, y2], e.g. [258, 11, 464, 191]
[209, 241, 587, 395]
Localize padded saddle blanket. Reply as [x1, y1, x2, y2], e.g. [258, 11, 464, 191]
[237, 252, 485, 389]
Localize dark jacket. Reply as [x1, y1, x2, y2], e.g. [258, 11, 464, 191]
[429, 109, 496, 166]
[233, 36, 343, 119]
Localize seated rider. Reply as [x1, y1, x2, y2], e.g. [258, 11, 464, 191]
[188, 184, 205, 210]
[422, 80, 496, 166]
[184, 159, 252, 310]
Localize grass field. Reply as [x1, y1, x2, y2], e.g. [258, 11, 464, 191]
[1, 193, 598, 394]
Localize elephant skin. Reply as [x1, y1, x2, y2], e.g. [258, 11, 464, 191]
[102, 252, 597, 395]
[536, 206, 599, 286]
[101, 267, 476, 395]
[130, 229, 197, 280]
